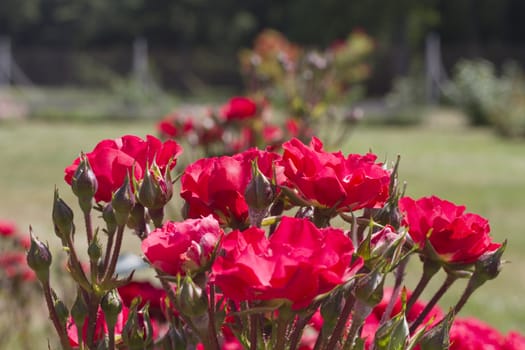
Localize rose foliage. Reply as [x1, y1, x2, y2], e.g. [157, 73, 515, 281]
[27, 133, 514, 350]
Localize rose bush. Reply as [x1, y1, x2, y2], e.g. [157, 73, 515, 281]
[28, 131, 513, 350]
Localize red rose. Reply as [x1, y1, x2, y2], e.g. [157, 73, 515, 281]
[142, 215, 223, 276]
[449, 317, 504, 350]
[281, 137, 390, 211]
[398, 196, 501, 264]
[211, 216, 363, 310]
[117, 281, 166, 313]
[0, 220, 16, 237]
[220, 97, 257, 121]
[64, 135, 182, 202]
[157, 118, 178, 138]
[180, 149, 283, 227]
[503, 331, 525, 350]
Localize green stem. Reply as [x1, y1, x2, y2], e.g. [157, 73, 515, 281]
[85, 295, 101, 349]
[274, 316, 289, 350]
[102, 231, 114, 273]
[207, 285, 220, 350]
[379, 257, 408, 324]
[323, 292, 356, 350]
[249, 313, 258, 350]
[288, 308, 318, 350]
[43, 281, 72, 350]
[453, 277, 484, 315]
[103, 224, 125, 282]
[409, 274, 457, 333]
[108, 327, 115, 350]
[406, 258, 440, 314]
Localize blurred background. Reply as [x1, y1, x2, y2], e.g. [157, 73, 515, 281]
[1, 1, 525, 348]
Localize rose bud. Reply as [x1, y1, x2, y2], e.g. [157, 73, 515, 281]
[26, 230, 52, 283]
[52, 188, 74, 242]
[71, 154, 98, 212]
[101, 289, 123, 331]
[111, 174, 135, 226]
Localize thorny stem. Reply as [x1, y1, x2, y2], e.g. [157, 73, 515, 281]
[274, 315, 289, 350]
[406, 258, 440, 314]
[289, 306, 319, 350]
[409, 274, 457, 333]
[103, 224, 125, 282]
[102, 231, 115, 273]
[323, 292, 356, 350]
[42, 281, 72, 350]
[208, 285, 221, 350]
[249, 313, 258, 350]
[85, 294, 101, 349]
[380, 257, 408, 325]
[453, 276, 484, 316]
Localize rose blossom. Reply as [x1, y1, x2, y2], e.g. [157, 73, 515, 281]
[0, 220, 16, 237]
[180, 148, 283, 227]
[398, 195, 501, 264]
[281, 137, 390, 211]
[220, 97, 257, 121]
[211, 216, 363, 310]
[117, 281, 166, 315]
[65, 135, 182, 202]
[449, 317, 504, 350]
[142, 215, 223, 276]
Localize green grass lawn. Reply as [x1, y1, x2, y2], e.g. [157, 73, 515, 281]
[1, 116, 524, 341]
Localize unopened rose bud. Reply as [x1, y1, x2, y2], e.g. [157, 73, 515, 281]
[355, 268, 385, 307]
[473, 241, 506, 284]
[101, 289, 123, 330]
[26, 230, 52, 283]
[419, 311, 454, 350]
[374, 311, 409, 350]
[128, 203, 147, 238]
[244, 159, 275, 211]
[52, 189, 74, 242]
[176, 276, 208, 317]
[88, 233, 102, 263]
[102, 203, 117, 236]
[72, 155, 98, 212]
[112, 175, 135, 226]
[122, 302, 153, 350]
[137, 165, 173, 210]
[320, 289, 344, 331]
[71, 290, 88, 334]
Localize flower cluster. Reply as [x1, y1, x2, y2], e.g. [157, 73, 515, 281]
[157, 96, 302, 157]
[27, 133, 512, 350]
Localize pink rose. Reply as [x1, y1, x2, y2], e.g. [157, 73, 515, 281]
[141, 215, 223, 276]
[399, 196, 501, 264]
[281, 137, 390, 211]
[65, 135, 182, 202]
[211, 216, 363, 310]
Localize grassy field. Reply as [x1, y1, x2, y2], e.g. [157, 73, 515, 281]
[1, 114, 524, 341]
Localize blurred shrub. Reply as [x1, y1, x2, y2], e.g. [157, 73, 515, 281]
[381, 71, 427, 126]
[443, 59, 499, 126]
[239, 29, 373, 145]
[444, 59, 525, 137]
